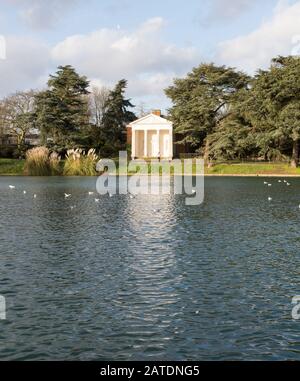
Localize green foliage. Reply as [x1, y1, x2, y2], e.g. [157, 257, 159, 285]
[0, 158, 25, 175]
[166, 56, 300, 167]
[165, 63, 250, 149]
[101, 79, 136, 155]
[34, 65, 90, 149]
[63, 148, 98, 176]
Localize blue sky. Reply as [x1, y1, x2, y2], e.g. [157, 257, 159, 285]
[1, 0, 300, 111]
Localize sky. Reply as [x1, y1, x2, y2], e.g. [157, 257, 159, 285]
[0, 0, 300, 111]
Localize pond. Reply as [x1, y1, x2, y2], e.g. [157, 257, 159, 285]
[0, 176, 299, 360]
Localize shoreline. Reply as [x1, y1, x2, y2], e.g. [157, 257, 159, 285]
[2, 173, 300, 178]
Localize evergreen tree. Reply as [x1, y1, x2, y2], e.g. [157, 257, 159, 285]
[240, 56, 300, 166]
[165, 63, 250, 154]
[35, 65, 90, 150]
[101, 79, 136, 155]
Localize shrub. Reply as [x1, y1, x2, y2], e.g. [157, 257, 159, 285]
[49, 151, 61, 175]
[24, 146, 62, 176]
[25, 146, 50, 176]
[63, 148, 98, 176]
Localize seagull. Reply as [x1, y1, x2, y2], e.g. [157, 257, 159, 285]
[268, 197, 272, 202]
[70, 205, 76, 210]
[9, 185, 15, 189]
[23, 190, 27, 194]
[284, 180, 287, 183]
[287, 183, 291, 186]
[264, 182, 268, 185]
[192, 189, 196, 194]
[88, 192, 94, 196]
[268, 184, 272, 187]
[109, 193, 113, 198]
[95, 198, 100, 203]
[129, 194, 134, 199]
[33, 194, 37, 199]
[278, 180, 282, 183]
[64, 193, 71, 199]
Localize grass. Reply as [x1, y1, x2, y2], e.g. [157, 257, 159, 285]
[0, 158, 25, 175]
[63, 149, 98, 176]
[2, 158, 300, 176]
[206, 162, 300, 176]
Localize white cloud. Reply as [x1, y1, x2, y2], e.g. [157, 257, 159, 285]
[0, 36, 50, 97]
[0, 17, 199, 107]
[51, 18, 199, 100]
[217, 0, 300, 73]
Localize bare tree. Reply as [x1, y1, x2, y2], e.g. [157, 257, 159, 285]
[89, 86, 110, 127]
[0, 90, 36, 151]
[136, 102, 149, 118]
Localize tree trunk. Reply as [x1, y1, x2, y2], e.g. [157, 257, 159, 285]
[291, 139, 299, 168]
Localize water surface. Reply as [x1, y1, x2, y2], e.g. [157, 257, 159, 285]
[0, 176, 299, 360]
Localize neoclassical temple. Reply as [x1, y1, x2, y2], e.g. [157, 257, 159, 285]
[127, 110, 173, 160]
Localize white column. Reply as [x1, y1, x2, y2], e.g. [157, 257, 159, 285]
[144, 129, 148, 158]
[132, 128, 136, 159]
[169, 127, 173, 159]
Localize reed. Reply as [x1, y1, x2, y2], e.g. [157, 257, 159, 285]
[25, 146, 51, 176]
[63, 148, 98, 176]
[49, 151, 61, 175]
[24, 147, 62, 176]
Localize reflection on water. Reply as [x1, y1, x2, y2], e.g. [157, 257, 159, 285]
[0, 176, 300, 360]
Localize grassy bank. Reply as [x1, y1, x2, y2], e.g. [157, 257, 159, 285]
[0, 159, 25, 175]
[2, 158, 300, 176]
[206, 162, 300, 176]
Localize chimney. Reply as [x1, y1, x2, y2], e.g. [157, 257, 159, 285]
[152, 109, 161, 117]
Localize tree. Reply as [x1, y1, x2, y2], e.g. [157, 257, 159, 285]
[0, 90, 36, 153]
[240, 56, 300, 166]
[34, 65, 90, 149]
[101, 79, 136, 155]
[89, 86, 110, 127]
[165, 63, 250, 155]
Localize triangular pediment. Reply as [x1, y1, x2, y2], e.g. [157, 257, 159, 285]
[128, 113, 172, 127]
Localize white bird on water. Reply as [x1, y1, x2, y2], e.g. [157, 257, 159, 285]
[95, 198, 100, 203]
[264, 182, 268, 185]
[23, 190, 27, 194]
[268, 184, 272, 187]
[64, 193, 71, 198]
[287, 183, 291, 186]
[9, 185, 15, 189]
[88, 192, 94, 195]
[268, 197, 272, 202]
[109, 193, 113, 198]
[33, 194, 37, 199]
[278, 180, 282, 183]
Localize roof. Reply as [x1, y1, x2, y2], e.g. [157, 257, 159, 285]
[127, 113, 172, 127]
